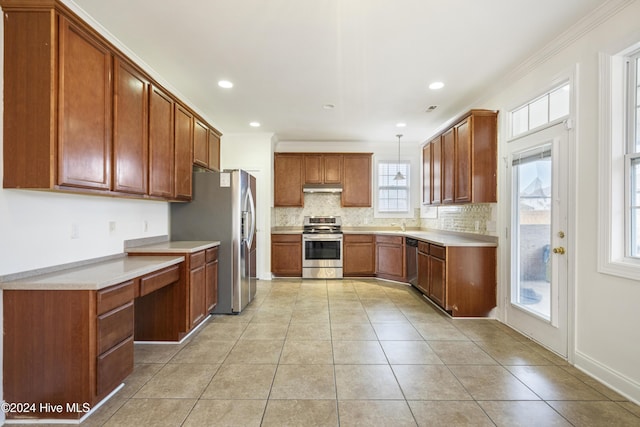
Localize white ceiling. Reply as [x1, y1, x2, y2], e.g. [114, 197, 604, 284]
[74, 0, 608, 146]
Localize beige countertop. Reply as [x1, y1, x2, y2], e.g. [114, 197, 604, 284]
[271, 227, 497, 247]
[125, 240, 220, 254]
[0, 255, 184, 291]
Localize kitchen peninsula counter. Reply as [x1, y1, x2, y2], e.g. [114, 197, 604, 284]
[125, 240, 220, 254]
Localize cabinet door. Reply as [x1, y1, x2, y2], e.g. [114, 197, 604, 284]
[375, 235, 404, 280]
[343, 234, 375, 276]
[304, 154, 323, 184]
[422, 143, 432, 205]
[174, 104, 193, 200]
[417, 247, 429, 295]
[57, 17, 112, 190]
[454, 117, 472, 203]
[342, 154, 372, 207]
[431, 136, 442, 204]
[271, 234, 302, 276]
[148, 86, 175, 198]
[113, 58, 148, 194]
[193, 119, 209, 167]
[189, 264, 206, 327]
[429, 254, 446, 308]
[274, 154, 304, 207]
[205, 258, 218, 313]
[441, 128, 455, 204]
[208, 129, 221, 171]
[323, 154, 343, 184]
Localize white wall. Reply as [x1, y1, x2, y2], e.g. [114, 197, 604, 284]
[483, 0, 640, 403]
[221, 132, 277, 280]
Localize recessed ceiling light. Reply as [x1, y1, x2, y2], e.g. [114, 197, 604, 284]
[249, 121, 261, 127]
[429, 81, 444, 90]
[396, 122, 407, 128]
[218, 80, 233, 89]
[323, 104, 335, 110]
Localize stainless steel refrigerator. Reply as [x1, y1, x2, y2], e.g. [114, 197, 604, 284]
[171, 169, 257, 314]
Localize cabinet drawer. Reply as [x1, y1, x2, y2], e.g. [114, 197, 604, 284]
[205, 247, 218, 262]
[429, 244, 446, 259]
[97, 302, 134, 355]
[376, 235, 403, 245]
[97, 280, 135, 315]
[418, 241, 429, 254]
[140, 264, 180, 296]
[97, 335, 134, 396]
[190, 251, 205, 269]
[272, 234, 302, 243]
[344, 234, 374, 243]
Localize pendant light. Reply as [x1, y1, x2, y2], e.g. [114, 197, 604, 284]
[394, 134, 405, 181]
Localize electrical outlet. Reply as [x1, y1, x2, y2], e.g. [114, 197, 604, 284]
[109, 221, 116, 236]
[71, 222, 80, 239]
[143, 220, 149, 233]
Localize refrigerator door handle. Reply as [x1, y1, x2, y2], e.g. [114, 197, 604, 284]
[243, 186, 256, 248]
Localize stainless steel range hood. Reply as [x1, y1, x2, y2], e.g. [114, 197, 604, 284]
[302, 183, 343, 193]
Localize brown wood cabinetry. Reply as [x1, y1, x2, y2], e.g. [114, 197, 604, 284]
[414, 242, 496, 317]
[271, 234, 303, 276]
[3, 281, 135, 420]
[148, 86, 175, 198]
[422, 144, 432, 205]
[193, 120, 209, 168]
[304, 154, 343, 184]
[344, 234, 376, 276]
[1, 0, 221, 201]
[205, 247, 219, 313]
[422, 110, 497, 205]
[274, 154, 305, 207]
[188, 251, 207, 327]
[174, 104, 194, 200]
[375, 235, 405, 282]
[113, 58, 149, 195]
[342, 153, 372, 207]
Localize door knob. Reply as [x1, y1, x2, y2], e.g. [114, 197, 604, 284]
[552, 247, 566, 255]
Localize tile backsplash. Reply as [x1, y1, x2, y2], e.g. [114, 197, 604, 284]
[272, 193, 497, 236]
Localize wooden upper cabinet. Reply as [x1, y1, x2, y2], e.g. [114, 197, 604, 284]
[208, 129, 221, 171]
[274, 153, 304, 207]
[148, 86, 175, 198]
[454, 117, 472, 203]
[422, 142, 432, 205]
[342, 154, 372, 207]
[113, 58, 148, 195]
[174, 104, 193, 201]
[422, 110, 497, 205]
[441, 128, 455, 204]
[57, 16, 113, 191]
[193, 120, 209, 168]
[304, 154, 343, 184]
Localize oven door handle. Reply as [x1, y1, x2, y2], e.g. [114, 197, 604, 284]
[303, 236, 343, 241]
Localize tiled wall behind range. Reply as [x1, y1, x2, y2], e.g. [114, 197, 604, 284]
[272, 193, 497, 236]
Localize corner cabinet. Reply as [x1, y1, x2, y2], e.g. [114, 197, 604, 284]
[422, 110, 497, 205]
[375, 235, 405, 282]
[415, 242, 496, 317]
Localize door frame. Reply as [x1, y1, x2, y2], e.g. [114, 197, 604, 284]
[497, 76, 577, 363]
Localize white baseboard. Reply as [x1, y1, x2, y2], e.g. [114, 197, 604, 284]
[574, 350, 640, 405]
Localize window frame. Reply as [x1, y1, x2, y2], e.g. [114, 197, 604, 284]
[374, 159, 412, 218]
[598, 44, 640, 279]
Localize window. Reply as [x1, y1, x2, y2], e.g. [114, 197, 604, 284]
[598, 43, 640, 279]
[377, 161, 410, 213]
[512, 84, 571, 137]
[627, 52, 640, 257]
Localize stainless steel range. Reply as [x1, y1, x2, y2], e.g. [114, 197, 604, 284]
[302, 216, 343, 279]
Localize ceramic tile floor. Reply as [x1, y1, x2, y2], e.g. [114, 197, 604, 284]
[37, 279, 640, 426]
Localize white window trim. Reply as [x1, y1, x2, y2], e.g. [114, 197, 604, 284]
[374, 159, 413, 219]
[598, 48, 640, 280]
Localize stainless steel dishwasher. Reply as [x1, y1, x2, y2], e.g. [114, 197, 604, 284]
[405, 237, 418, 286]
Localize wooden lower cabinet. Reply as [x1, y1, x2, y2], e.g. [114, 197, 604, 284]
[3, 282, 135, 420]
[375, 235, 405, 282]
[205, 247, 219, 313]
[343, 234, 375, 276]
[415, 242, 496, 317]
[271, 234, 302, 276]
